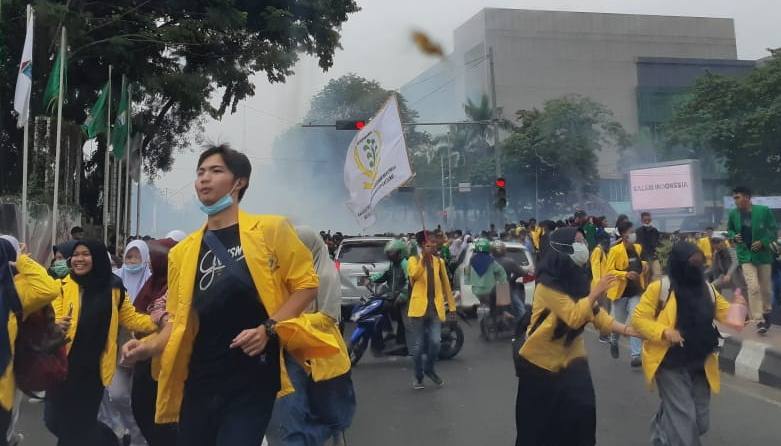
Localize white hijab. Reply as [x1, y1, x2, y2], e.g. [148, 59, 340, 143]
[115, 239, 152, 302]
[165, 230, 187, 242]
[296, 226, 341, 322]
[0, 236, 20, 257]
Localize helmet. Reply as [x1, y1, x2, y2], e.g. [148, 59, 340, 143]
[384, 239, 408, 257]
[490, 240, 507, 256]
[474, 238, 491, 253]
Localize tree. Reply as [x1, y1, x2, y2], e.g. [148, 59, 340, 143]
[663, 50, 781, 193]
[502, 95, 630, 217]
[0, 0, 359, 220]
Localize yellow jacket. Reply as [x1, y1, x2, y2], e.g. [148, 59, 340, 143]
[697, 237, 713, 267]
[155, 212, 321, 424]
[1, 255, 61, 411]
[631, 280, 730, 393]
[54, 276, 157, 388]
[407, 255, 456, 321]
[297, 312, 350, 382]
[519, 284, 614, 373]
[589, 245, 608, 289]
[529, 227, 542, 251]
[606, 242, 647, 301]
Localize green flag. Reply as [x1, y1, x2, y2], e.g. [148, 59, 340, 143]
[42, 36, 67, 114]
[82, 81, 110, 138]
[112, 77, 129, 158]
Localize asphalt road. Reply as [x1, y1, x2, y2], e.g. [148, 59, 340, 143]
[14, 322, 781, 445]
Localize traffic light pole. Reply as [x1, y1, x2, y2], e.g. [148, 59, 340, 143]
[301, 120, 495, 128]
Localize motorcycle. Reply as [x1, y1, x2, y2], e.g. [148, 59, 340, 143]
[348, 278, 465, 365]
[478, 279, 525, 341]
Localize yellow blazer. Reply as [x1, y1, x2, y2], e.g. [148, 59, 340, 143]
[54, 276, 157, 388]
[697, 237, 713, 267]
[0, 255, 61, 411]
[632, 280, 730, 393]
[155, 211, 321, 424]
[529, 227, 542, 251]
[606, 242, 647, 301]
[407, 255, 456, 321]
[589, 245, 607, 289]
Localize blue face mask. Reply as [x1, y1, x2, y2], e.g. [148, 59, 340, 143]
[123, 263, 145, 273]
[198, 183, 238, 216]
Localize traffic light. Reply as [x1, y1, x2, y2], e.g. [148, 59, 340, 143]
[335, 120, 367, 130]
[495, 177, 507, 209]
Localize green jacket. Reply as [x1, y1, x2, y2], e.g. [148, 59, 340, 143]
[727, 204, 778, 265]
[582, 223, 597, 251]
[467, 261, 507, 296]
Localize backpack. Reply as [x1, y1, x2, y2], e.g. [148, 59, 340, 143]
[655, 276, 715, 318]
[13, 303, 69, 394]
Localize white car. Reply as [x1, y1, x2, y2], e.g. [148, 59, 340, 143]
[453, 241, 536, 313]
[334, 237, 393, 308]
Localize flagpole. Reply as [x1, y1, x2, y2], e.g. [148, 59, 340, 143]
[103, 65, 112, 245]
[136, 135, 142, 237]
[20, 4, 31, 244]
[115, 75, 125, 251]
[51, 26, 66, 248]
[123, 83, 132, 241]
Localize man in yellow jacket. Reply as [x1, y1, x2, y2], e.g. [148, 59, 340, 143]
[122, 145, 323, 445]
[407, 231, 457, 390]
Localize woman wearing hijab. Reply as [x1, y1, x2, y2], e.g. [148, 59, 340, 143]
[45, 240, 159, 446]
[49, 240, 77, 279]
[0, 237, 61, 446]
[515, 227, 641, 446]
[271, 227, 355, 445]
[632, 242, 739, 446]
[128, 238, 178, 446]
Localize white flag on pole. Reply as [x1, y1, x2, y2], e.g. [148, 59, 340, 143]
[344, 95, 412, 228]
[14, 7, 34, 128]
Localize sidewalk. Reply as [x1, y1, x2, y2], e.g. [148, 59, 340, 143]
[719, 321, 781, 390]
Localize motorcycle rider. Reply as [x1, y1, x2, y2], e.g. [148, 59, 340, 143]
[467, 238, 508, 315]
[369, 239, 411, 349]
[491, 241, 527, 319]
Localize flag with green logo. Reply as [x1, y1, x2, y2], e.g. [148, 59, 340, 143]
[111, 77, 129, 158]
[82, 81, 110, 138]
[42, 35, 67, 114]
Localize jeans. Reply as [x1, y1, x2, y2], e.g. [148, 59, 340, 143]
[742, 263, 773, 320]
[178, 385, 276, 446]
[274, 354, 356, 446]
[132, 360, 177, 446]
[610, 295, 642, 358]
[510, 287, 526, 319]
[408, 311, 442, 380]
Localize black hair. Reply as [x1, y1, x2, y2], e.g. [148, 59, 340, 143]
[641, 212, 651, 218]
[732, 186, 752, 197]
[617, 220, 634, 236]
[615, 214, 629, 228]
[197, 144, 252, 201]
[70, 226, 83, 235]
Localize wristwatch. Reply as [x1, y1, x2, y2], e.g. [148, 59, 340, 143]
[263, 318, 278, 339]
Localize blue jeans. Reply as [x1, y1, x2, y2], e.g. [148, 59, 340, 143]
[511, 287, 526, 319]
[610, 295, 642, 358]
[408, 311, 442, 380]
[274, 354, 356, 446]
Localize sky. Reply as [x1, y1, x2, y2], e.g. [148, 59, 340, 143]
[142, 0, 781, 235]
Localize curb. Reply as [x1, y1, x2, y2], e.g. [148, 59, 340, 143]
[719, 335, 781, 389]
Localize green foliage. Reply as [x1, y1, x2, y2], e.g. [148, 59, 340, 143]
[663, 50, 781, 193]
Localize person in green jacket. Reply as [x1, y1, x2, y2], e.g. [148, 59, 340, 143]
[467, 238, 507, 311]
[727, 186, 778, 335]
[369, 239, 410, 347]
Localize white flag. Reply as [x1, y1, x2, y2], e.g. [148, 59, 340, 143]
[344, 95, 412, 228]
[14, 8, 34, 128]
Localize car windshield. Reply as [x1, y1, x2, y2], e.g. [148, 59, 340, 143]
[337, 241, 388, 264]
[506, 248, 530, 267]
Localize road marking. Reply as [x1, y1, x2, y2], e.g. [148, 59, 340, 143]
[734, 340, 767, 382]
[721, 379, 781, 409]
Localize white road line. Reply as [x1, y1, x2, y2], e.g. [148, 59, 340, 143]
[721, 379, 781, 409]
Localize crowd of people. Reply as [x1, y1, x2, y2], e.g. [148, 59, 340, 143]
[0, 142, 778, 446]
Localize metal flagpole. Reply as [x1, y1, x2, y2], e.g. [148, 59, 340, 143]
[21, 5, 31, 244]
[115, 159, 121, 250]
[103, 65, 112, 245]
[135, 134, 142, 237]
[51, 27, 66, 248]
[123, 83, 131, 241]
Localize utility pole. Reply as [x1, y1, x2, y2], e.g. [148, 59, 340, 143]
[487, 46, 503, 225]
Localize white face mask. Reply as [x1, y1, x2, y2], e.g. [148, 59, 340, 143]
[570, 242, 590, 267]
[626, 233, 637, 244]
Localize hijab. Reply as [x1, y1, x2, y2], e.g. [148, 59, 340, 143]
[134, 239, 176, 313]
[296, 226, 341, 322]
[470, 252, 494, 277]
[165, 230, 187, 242]
[668, 241, 718, 362]
[53, 240, 77, 259]
[535, 227, 593, 345]
[115, 240, 152, 302]
[0, 236, 20, 258]
[0, 239, 22, 373]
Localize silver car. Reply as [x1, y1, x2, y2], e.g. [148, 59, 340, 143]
[334, 237, 393, 307]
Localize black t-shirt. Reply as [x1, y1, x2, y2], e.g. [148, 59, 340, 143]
[741, 211, 753, 247]
[187, 224, 280, 396]
[623, 245, 643, 297]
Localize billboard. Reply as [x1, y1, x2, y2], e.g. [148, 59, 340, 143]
[629, 160, 702, 214]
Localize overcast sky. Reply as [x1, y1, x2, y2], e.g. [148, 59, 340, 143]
[145, 0, 781, 233]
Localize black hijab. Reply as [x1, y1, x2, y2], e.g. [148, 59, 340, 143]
[0, 239, 22, 373]
[668, 241, 718, 362]
[536, 227, 593, 345]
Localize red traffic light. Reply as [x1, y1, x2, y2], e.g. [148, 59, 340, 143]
[355, 120, 366, 130]
[495, 177, 506, 188]
[336, 120, 368, 130]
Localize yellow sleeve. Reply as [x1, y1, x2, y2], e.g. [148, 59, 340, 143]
[536, 284, 595, 329]
[590, 249, 603, 283]
[269, 217, 319, 293]
[606, 246, 627, 278]
[713, 289, 731, 323]
[14, 254, 61, 316]
[118, 290, 158, 334]
[440, 259, 456, 311]
[165, 247, 181, 318]
[407, 256, 425, 281]
[631, 281, 667, 342]
[592, 307, 614, 333]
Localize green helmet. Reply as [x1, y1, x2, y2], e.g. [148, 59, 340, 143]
[474, 238, 491, 253]
[384, 239, 408, 257]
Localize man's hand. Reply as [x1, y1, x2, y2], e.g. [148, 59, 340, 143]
[230, 325, 269, 357]
[751, 241, 763, 252]
[55, 316, 71, 333]
[626, 271, 640, 281]
[121, 339, 152, 366]
[735, 234, 744, 244]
